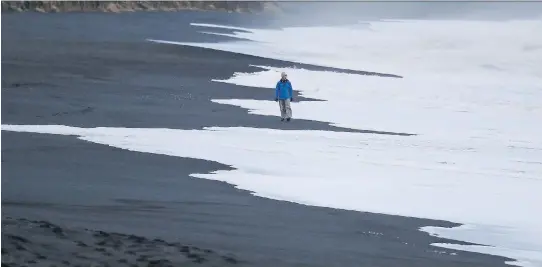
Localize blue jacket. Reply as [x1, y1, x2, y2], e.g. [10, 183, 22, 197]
[275, 79, 293, 100]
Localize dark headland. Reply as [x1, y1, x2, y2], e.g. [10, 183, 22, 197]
[2, 3, 513, 267]
[1, 1, 281, 13]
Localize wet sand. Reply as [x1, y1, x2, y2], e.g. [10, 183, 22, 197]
[2, 11, 511, 267]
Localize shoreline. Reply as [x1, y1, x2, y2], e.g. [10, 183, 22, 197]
[1, 10, 513, 267]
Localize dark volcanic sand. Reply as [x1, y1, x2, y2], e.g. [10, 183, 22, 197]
[2, 11, 511, 267]
[2, 217, 242, 267]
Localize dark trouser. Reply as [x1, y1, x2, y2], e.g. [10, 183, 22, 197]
[278, 99, 292, 119]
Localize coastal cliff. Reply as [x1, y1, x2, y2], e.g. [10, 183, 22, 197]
[1, 1, 280, 13]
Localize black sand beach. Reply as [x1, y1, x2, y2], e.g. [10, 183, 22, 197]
[2, 11, 511, 267]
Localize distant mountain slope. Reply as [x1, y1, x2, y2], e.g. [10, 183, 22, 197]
[1, 1, 280, 13]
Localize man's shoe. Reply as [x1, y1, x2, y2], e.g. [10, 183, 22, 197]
[286, 118, 291, 122]
[281, 118, 285, 121]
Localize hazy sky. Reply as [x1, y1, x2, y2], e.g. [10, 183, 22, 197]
[275, 2, 542, 25]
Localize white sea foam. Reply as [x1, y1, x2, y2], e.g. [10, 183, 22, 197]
[199, 19, 542, 266]
[152, 19, 542, 266]
[5, 18, 542, 266]
[189, 23, 252, 32]
[151, 20, 542, 76]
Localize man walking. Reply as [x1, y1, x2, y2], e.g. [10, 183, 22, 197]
[275, 72, 293, 121]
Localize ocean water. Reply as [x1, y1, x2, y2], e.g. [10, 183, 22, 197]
[4, 16, 542, 267]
